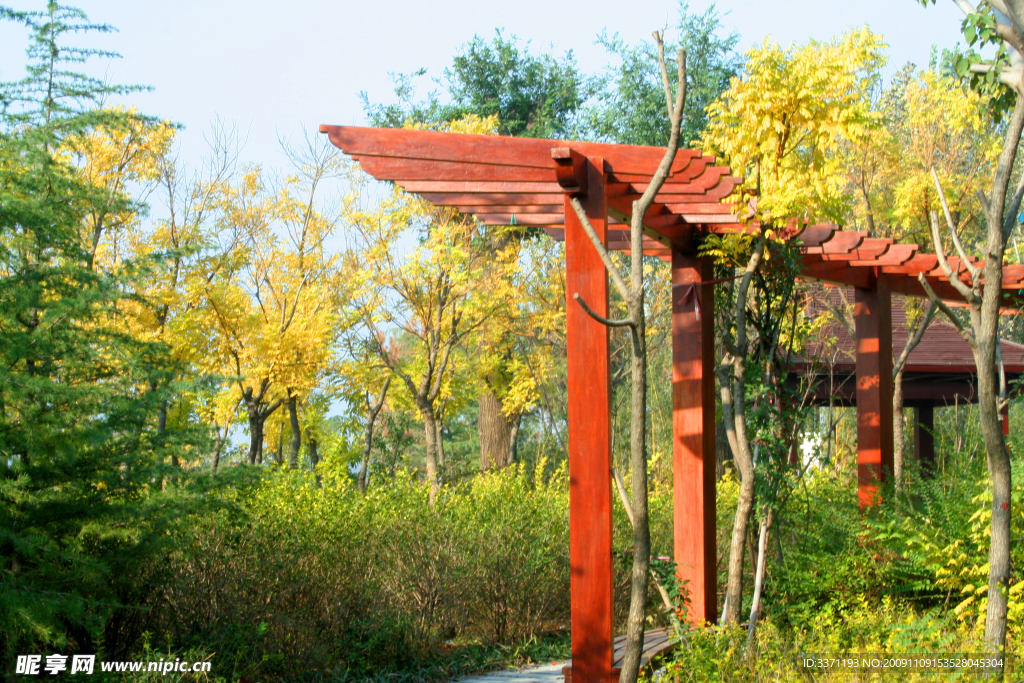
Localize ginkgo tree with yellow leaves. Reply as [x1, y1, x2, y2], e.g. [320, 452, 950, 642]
[839, 67, 1001, 245]
[704, 28, 887, 226]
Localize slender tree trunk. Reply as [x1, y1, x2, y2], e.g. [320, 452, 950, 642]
[715, 415, 730, 480]
[892, 298, 936, 487]
[726, 468, 755, 624]
[920, 93, 1024, 655]
[747, 506, 773, 642]
[979, 330, 1010, 651]
[893, 369, 905, 484]
[358, 377, 391, 493]
[419, 404, 441, 502]
[212, 419, 230, 470]
[480, 391, 512, 469]
[976, 93, 1024, 656]
[248, 415, 263, 465]
[307, 428, 319, 468]
[435, 415, 446, 469]
[508, 412, 522, 464]
[307, 427, 320, 487]
[719, 235, 766, 625]
[287, 394, 301, 469]
[274, 422, 284, 466]
[212, 440, 221, 471]
[620, 304, 649, 682]
[159, 400, 179, 468]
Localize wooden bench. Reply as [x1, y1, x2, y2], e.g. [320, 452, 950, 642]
[561, 628, 675, 682]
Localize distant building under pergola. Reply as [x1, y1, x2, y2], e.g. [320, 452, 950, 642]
[792, 291, 1024, 470]
[321, 124, 1024, 683]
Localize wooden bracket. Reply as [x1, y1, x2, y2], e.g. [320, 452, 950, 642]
[553, 147, 589, 197]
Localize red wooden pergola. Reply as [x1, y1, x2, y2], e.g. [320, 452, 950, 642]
[321, 125, 1024, 683]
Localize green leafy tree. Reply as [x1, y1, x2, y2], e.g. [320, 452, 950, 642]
[582, 2, 743, 146]
[363, 30, 590, 138]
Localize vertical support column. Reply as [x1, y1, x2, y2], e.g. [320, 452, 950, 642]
[671, 253, 717, 625]
[913, 402, 935, 476]
[855, 279, 894, 508]
[564, 157, 613, 683]
[1002, 404, 1010, 436]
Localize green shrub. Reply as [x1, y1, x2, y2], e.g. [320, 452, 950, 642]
[145, 462, 573, 679]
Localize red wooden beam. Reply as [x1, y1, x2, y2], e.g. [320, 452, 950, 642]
[421, 192, 561, 205]
[355, 155, 552, 182]
[452, 203, 562, 214]
[321, 124, 701, 174]
[819, 244, 892, 264]
[564, 156, 614, 683]
[848, 244, 917, 267]
[613, 161, 724, 188]
[855, 279, 894, 508]
[399, 180, 563, 193]
[476, 213, 564, 225]
[663, 202, 740, 215]
[553, 147, 590, 195]
[672, 254, 717, 625]
[799, 255, 874, 289]
[797, 224, 837, 248]
[803, 231, 867, 255]
[880, 254, 939, 275]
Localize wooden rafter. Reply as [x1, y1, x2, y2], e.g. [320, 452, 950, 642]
[321, 125, 1024, 304]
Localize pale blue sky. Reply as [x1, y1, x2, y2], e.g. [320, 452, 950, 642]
[0, 0, 967, 173]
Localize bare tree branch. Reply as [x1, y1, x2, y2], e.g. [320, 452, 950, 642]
[612, 467, 634, 526]
[634, 36, 686, 214]
[928, 210, 979, 303]
[932, 167, 982, 281]
[893, 300, 938, 378]
[1003, 171, 1024, 239]
[568, 196, 631, 302]
[916, 273, 978, 349]
[573, 293, 635, 327]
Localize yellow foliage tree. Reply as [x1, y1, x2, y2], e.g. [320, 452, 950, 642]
[345, 172, 517, 500]
[191, 138, 346, 466]
[62, 106, 176, 269]
[703, 27, 887, 225]
[701, 28, 889, 627]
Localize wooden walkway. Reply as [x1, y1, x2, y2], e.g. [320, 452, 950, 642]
[455, 629, 675, 683]
[561, 628, 675, 682]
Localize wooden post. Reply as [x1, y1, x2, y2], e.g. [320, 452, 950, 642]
[913, 402, 935, 476]
[1002, 403, 1010, 436]
[671, 253, 716, 625]
[855, 279, 894, 508]
[563, 156, 614, 683]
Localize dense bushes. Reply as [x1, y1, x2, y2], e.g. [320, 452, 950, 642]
[666, 604, 995, 682]
[147, 463, 572, 679]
